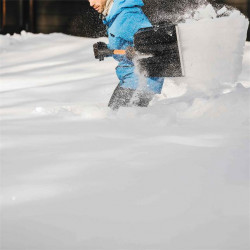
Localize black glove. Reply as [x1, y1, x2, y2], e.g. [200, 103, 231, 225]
[93, 42, 113, 61]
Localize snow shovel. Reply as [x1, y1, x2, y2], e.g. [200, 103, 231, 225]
[93, 23, 184, 77]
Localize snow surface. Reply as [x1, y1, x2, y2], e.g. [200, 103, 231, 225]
[0, 8, 250, 250]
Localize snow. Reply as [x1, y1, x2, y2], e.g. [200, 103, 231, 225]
[0, 6, 250, 250]
[193, 4, 217, 20]
[178, 8, 249, 94]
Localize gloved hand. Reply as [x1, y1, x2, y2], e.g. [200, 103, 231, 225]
[93, 42, 113, 61]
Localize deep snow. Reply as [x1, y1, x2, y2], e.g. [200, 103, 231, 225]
[0, 7, 250, 250]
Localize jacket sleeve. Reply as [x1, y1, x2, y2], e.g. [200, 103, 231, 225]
[116, 11, 152, 43]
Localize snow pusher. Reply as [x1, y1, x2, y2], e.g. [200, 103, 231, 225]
[93, 23, 184, 77]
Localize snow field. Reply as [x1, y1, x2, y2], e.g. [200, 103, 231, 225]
[0, 4, 250, 250]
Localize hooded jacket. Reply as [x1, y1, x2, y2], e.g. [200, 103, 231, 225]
[103, 0, 164, 93]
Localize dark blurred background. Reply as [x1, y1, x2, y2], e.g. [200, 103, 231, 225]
[0, 0, 249, 40]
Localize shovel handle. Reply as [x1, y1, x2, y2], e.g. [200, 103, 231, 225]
[113, 50, 126, 55]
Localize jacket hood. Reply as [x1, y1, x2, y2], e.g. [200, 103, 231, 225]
[104, 0, 144, 24]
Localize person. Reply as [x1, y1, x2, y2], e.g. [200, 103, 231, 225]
[88, 0, 164, 110]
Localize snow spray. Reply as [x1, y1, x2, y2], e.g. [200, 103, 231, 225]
[143, 0, 209, 24]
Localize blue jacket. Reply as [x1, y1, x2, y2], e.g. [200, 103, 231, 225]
[103, 0, 164, 94]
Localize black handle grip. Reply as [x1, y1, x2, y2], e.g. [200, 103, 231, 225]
[93, 42, 113, 61]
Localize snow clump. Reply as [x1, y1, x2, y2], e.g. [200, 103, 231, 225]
[177, 4, 249, 94]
